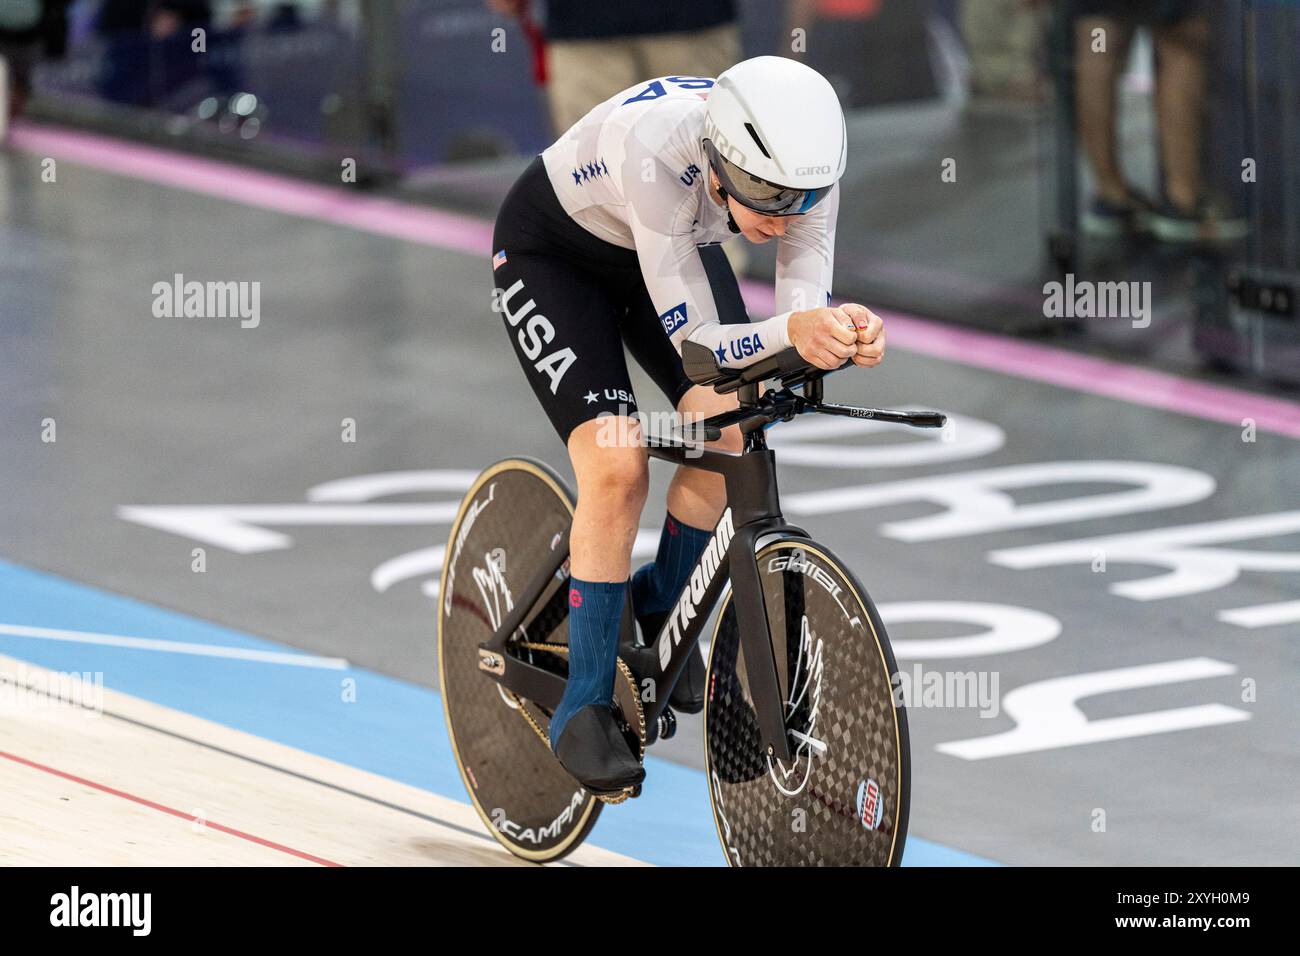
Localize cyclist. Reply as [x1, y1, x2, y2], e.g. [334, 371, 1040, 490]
[490, 55, 886, 793]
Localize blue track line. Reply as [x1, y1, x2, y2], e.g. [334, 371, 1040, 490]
[0, 559, 998, 867]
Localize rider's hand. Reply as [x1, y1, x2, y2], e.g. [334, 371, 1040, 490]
[840, 303, 886, 368]
[788, 305, 885, 370]
[788, 307, 858, 370]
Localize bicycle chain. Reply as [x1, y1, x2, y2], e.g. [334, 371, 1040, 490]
[506, 642, 645, 806]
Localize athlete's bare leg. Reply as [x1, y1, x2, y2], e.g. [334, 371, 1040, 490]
[564, 386, 739, 584]
[666, 384, 743, 529]
[551, 416, 649, 787]
[566, 416, 649, 583]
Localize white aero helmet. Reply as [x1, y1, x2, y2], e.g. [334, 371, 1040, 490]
[703, 56, 846, 216]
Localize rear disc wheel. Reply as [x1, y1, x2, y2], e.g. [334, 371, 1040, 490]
[438, 458, 601, 863]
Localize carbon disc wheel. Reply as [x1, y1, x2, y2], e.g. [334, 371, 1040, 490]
[704, 537, 910, 866]
[437, 458, 603, 863]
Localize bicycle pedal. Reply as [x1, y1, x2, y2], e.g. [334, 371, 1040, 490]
[656, 708, 677, 740]
[596, 783, 642, 805]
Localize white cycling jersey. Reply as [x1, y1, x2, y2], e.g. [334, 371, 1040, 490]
[541, 75, 839, 370]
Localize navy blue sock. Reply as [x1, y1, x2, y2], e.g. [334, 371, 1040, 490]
[549, 578, 628, 748]
[631, 512, 713, 617]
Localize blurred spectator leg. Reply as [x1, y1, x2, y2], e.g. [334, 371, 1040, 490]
[1153, 13, 1209, 213]
[636, 21, 740, 81]
[1075, 15, 1135, 204]
[545, 20, 739, 138]
[1075, 14, 1148, 235]
[545, 37, 640, 134]
[961, 0, 1044, 103]
[1145, 11, 1243, 241]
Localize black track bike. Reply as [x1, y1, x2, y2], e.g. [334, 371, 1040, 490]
[438, 343, 946, 865]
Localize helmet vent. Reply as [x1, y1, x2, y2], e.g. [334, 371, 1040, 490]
[743, 123, 772, 160]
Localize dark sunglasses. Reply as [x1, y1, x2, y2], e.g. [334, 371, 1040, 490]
[703, 139, 832, 217]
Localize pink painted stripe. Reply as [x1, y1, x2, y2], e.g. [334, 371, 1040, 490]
[736, 278, 1300, 439]
[13, 121, 1300, 440]
[0, 748, 343, 866]
[9, 122, 495, 253]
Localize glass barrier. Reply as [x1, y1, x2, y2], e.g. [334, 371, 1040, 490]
[13, 0, 1297, 382]
[29, 1, 371, 169]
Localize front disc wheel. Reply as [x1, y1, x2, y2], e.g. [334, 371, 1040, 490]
[704, 538, 910, 866]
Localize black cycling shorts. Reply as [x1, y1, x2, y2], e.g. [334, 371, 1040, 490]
[491, 155, 748, 443]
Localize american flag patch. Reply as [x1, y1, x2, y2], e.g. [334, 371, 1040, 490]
[492, 249, 508, 270]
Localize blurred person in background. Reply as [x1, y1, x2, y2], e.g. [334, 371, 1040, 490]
[95, 0, 214, 108]
[487, 1, 746, 272]
[1069, 0, 1245, 242]
[266, 2, 302, 32]
[485, 0, 740, 136]
[783, 0, 940, 107]
[0, 0, 68, 140]
[961, 0, 1044, 105]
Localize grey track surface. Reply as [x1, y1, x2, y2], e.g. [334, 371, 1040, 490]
[2, 142, 1298, 866]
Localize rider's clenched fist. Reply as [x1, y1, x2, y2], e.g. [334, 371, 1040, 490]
[788, 304, 886, 370]
[841, 303, 885, 368]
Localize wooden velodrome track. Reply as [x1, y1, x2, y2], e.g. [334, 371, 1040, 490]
[0, 654, 639, 867]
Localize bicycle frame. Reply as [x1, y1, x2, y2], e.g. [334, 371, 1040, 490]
[476, 346, 946, 766]
[638, 433, 805, 762]
[478, 412, 801, 762]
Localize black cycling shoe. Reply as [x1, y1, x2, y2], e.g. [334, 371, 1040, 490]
[552, 703, 645, 795]
[637, 608, 706, 714]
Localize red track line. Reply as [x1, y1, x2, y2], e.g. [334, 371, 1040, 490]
[0, 749, 343, 867]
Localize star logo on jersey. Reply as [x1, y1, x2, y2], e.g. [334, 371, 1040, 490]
[572, 158, 609, 187]
[584, 391, 598, 404]
[715, 344, 727, 364]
